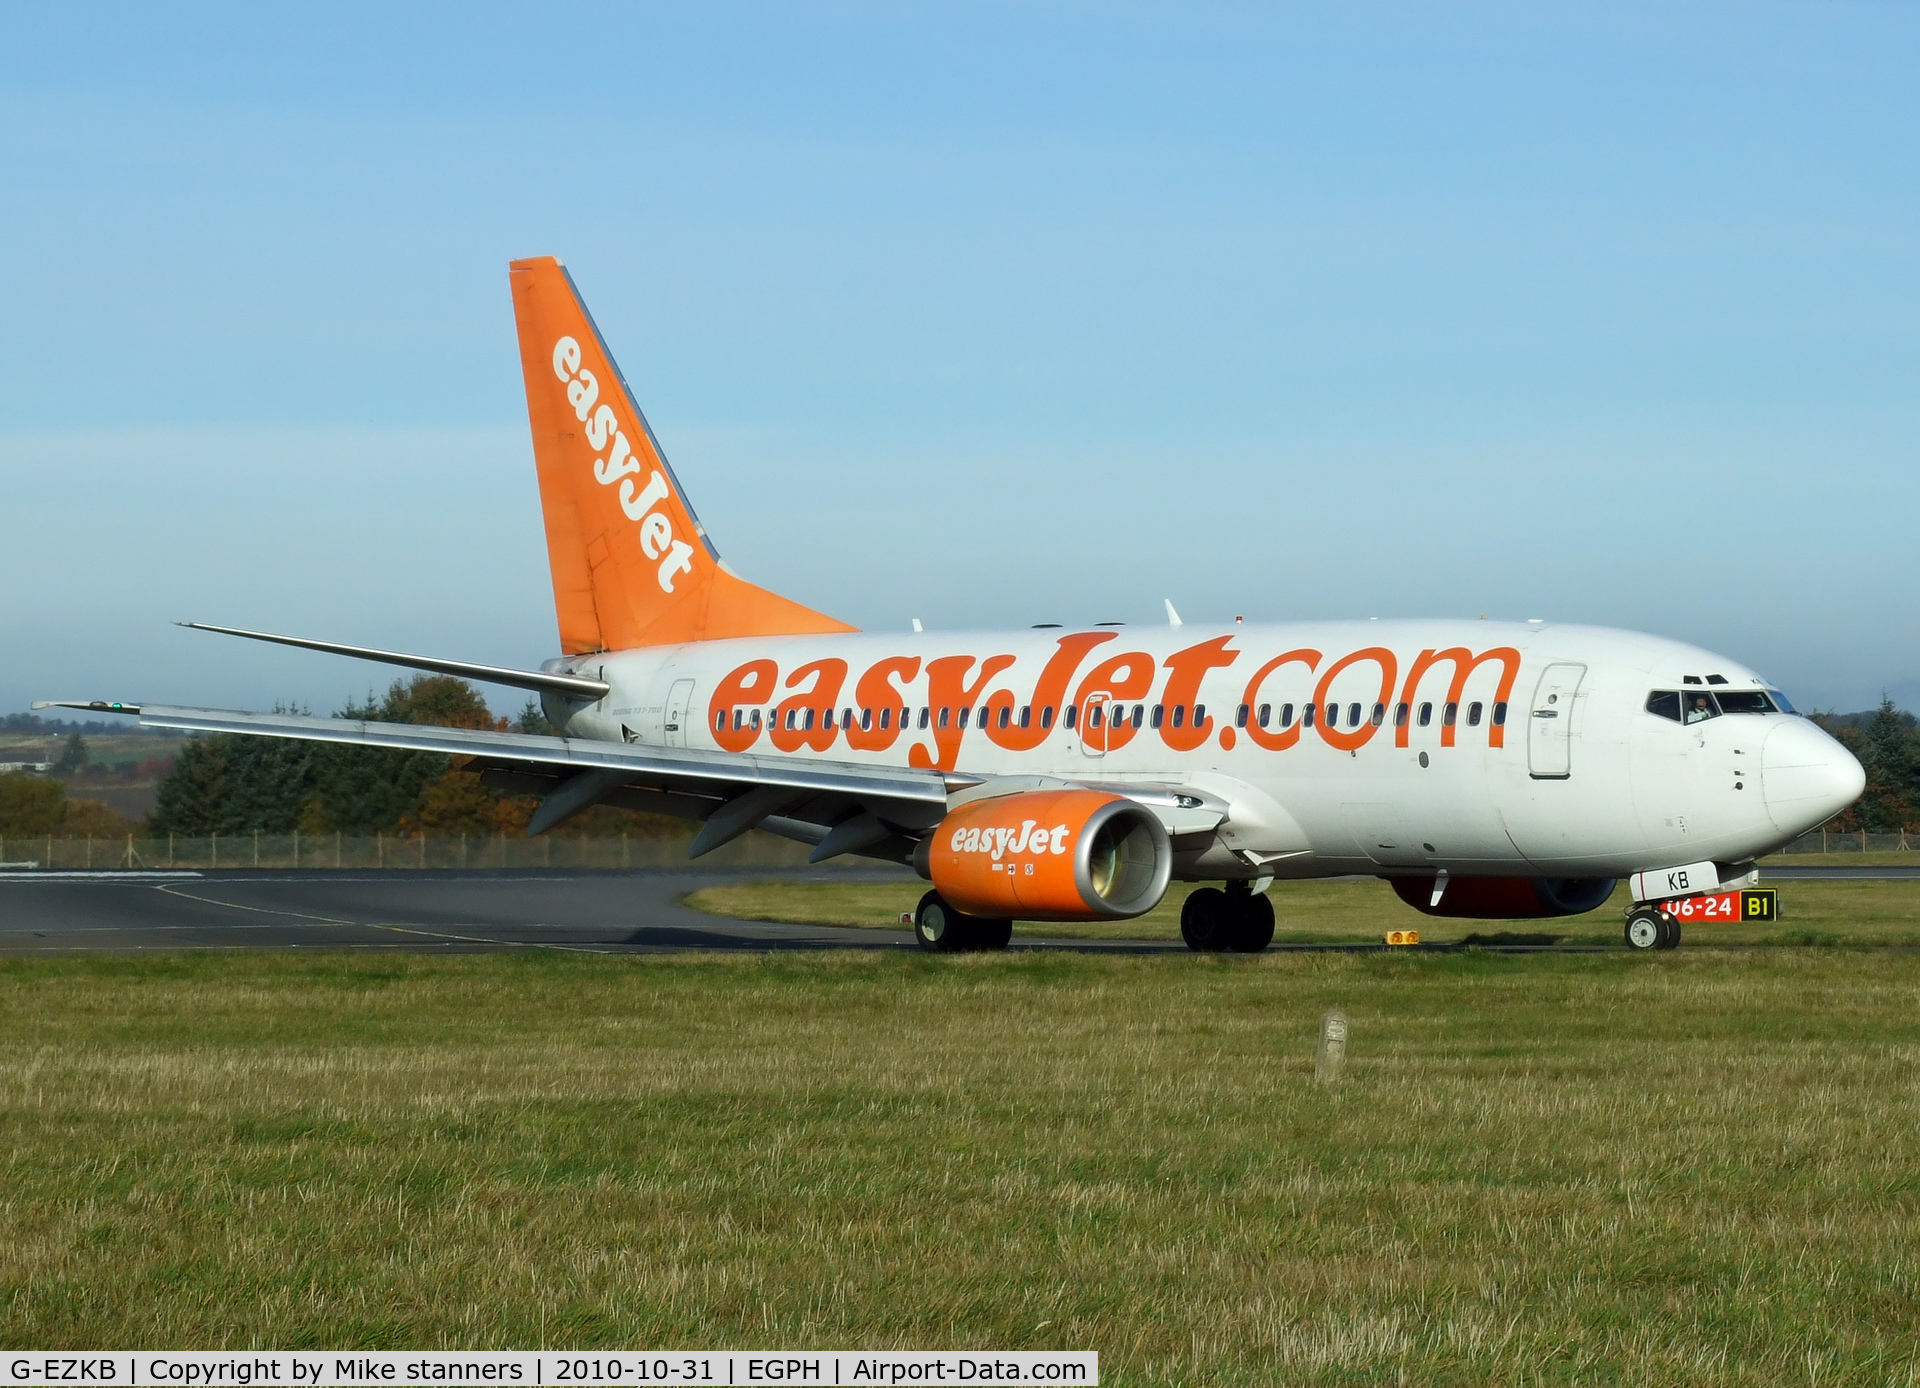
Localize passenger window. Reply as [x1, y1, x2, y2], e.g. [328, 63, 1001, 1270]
[1348, 703, 1362, 727]
[1372, 703, 1386, 727]
[1394, 702, 1409, 728]
[1040, 705, 1054, 729]
[733, 710, 745, 731]
[1303, 703, 1315, 728]
[1443, 702, 1457, 727]
[1684, 693, 1719, 724]
[1645, 691, 1683, 723]
[751, 709, 762, 730]
[1088, 704, 1103, 729]
[1467, 702, 1482, 727]
[803, 708, 816, 731]
[1257, 703, 1272, 728]
[1149, 705, 1164, 729]
[1418, 702, 1432, 727]
[1280, 703, 1294, 727]
[784, 709, 797, 731]
[1493, 702, 1507, 726]
[1716, 691, 1775, 715]
[958, 707, 970, 729]
[998, 705, 1011, 729]
[919, 707, 930, 729]
[1236, 704, 1250, 729]
[938, 707, 950, 729]
[881, 707, 893, 731]
[1322, 703, 1336, 728]
[1131, 705, 1144, 729]
[1017, 705, 1031, 728]
[715, 711, 726, 732]
[1064, 704, 1077, 730]
[857, 708, 869, 731]
[1194, 703, 1206, 725]
[1170, 705, 1184, 729]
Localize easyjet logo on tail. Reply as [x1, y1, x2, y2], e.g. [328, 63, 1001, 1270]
[551, 335, 696, 594]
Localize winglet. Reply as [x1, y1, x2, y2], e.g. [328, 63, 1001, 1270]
[1164, 599, 1183, 627]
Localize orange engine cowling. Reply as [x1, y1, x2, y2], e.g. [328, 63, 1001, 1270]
[919, 789, 1171, 922]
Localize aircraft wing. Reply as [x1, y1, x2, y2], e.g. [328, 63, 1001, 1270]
[38, 700, 1229, 863]
[74, 702, 958, 859]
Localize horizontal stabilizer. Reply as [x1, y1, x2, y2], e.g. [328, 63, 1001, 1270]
[180, 622, 611, 700]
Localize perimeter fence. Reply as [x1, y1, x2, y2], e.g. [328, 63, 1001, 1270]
[0, 831, 828, 872]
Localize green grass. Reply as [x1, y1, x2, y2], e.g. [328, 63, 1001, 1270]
[686, 877, 1920, 946]
[5, 949, 1920, 1382]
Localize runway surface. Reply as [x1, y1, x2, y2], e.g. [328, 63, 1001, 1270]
[0, 863, 1910, 956]
[0, 867, 942, 955]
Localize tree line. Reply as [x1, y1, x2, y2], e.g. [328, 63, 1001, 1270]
[8, 683, 1918, 839]
[1, 676, 671, 840]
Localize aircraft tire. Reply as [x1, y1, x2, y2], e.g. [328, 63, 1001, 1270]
[972, 918, 1014, 952]
[1624, 908, 1663, 951]
[914, 891, 969, 953]
[1181, 887, 1230, 951]
[1226, 892, 1275, 952]
[1657, 915, 1682, 950]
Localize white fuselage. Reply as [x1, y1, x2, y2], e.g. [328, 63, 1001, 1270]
[545, 619, 1862, 882]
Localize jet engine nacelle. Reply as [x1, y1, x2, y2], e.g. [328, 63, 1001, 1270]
[1390, 875, 1618, 919]
[917, 788, 1172, 922]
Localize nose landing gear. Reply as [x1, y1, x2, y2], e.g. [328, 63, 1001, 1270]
[1625, 906, 1680, 951]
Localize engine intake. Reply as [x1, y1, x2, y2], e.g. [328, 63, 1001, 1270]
[1390, 875, 1617, 919]
[918, 789, 1171, 921]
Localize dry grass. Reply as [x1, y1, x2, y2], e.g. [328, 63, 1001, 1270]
[4, 948, 1920, 1383]
[686, 877, 1920, 946]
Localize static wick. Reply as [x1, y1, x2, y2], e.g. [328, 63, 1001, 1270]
[1314, 1008, 1348, 1085]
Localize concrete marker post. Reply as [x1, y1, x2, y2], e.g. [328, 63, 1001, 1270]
[1315, 1009, 1348, 1085]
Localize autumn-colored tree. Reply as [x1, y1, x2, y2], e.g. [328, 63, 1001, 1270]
[0, 773, 66, 836]
[1, 773, 139, 838]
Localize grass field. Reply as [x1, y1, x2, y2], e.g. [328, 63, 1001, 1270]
[5, 947, 1920, 1383]
[685, 876, 1920, 946]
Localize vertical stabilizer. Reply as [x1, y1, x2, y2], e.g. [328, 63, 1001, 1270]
[509, 257, 857, 653]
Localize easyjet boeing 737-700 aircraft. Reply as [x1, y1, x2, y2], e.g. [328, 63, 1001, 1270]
[43, 258, 1865, 952]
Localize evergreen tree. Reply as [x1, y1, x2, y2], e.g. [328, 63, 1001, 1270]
[52, 733, 88, 774]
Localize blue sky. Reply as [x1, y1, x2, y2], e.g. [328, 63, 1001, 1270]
[2, 2, 1915, 717]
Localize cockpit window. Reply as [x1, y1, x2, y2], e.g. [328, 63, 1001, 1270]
[1646, 691, 1683, 723]
[1715, 690, 1777, 715]
[1684, 692, 1720, 723]
[1769, 688, 1796, 714]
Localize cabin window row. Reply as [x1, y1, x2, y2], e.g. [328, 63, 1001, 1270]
[714, 699, 1508, 736]
[1230, 700, 1507, 730]
[714, 702, 1202, 733]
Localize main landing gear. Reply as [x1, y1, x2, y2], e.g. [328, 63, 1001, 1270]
[1624, 905, 1680, 951]
[1180, 884, 1275, 953]
[913, 891, 1013, 953]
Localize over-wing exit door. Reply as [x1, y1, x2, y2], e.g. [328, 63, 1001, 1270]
[664, 679, 696, 749]
[1528, 664, 1585, 779]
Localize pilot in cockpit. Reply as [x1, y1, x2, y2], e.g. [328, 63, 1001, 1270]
[1685, 694, 1715, 724]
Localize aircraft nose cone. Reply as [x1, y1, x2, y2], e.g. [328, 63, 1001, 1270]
[1762, 718, 1866, 836]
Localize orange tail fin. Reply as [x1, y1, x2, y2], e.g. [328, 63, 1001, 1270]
[509, 256, 857, 654]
